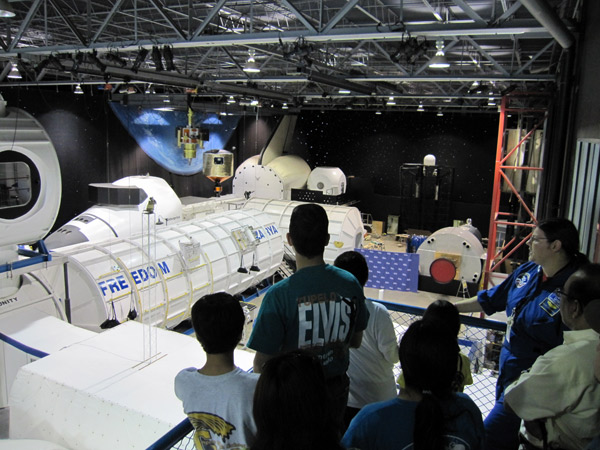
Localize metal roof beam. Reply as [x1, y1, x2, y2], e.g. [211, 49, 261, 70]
[515, 40, 554, 75]
[453, 0, 488, 26]
[91, 0, 126, 44]
[322, 0, 359, 33]
[148, 0, 187, 40]
[8, 0, 44, 51]
[47, 0, 88, 47]
[464, 36, 510, 76]
[0, 23, 553, 58]
[493, 1, 523, 25]
[191, 0, 228, 40]
[372, 41, 410, 76]
[280, 0, 317, 33]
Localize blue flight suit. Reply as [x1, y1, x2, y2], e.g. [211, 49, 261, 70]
[477, 260, 579, 450]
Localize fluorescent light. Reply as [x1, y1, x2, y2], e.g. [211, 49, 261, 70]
[338, 89, 351, 94]
[243, 50, 260, 73]
[7, 63, 21, 79]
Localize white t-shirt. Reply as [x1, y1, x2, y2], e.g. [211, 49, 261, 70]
[347, 299, 399, 408]
[174, 367, 259, 449]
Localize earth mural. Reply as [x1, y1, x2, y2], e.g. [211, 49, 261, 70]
[110, 103, 240, 175]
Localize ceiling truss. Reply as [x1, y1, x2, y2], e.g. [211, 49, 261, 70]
[0, 0, 581, 113]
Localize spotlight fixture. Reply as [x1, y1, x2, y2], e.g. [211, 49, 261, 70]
[163, 45, 176, 71]
[131, 48, 149, 73]
[105, 52, 127, 67]
[417, 102, 425, 112]
[151, 46, 163, 72]
[0, 0, 15, 18]
[227, 96, 236, 104]
[86, 50, 106, 72]
[386, 96, 396, 106]
[429, 40, 450, 69]
[282, 102, 288, 109]
[243, 50, 260, 73]
[74, 84, 84, 94]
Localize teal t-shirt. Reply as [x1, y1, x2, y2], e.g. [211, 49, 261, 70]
[247, 264, 369, 378]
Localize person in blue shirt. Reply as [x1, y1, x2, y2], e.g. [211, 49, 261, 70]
[342, 319, 485, 450]
[456, 218, 589, 450]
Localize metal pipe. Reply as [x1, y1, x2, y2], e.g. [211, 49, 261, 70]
[520, 0, 575, 48]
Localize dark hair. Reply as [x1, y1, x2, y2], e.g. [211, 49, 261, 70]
[289, 203, 329, 258]
[423, 299, 461, 337]
[399, 320, 460, 450]
[191, 292, 244, 354]
[333, 250, 369, 287]
[566, 263, 600, 309]
[252, 350, 343, 450]
[537, 218, 588, 264]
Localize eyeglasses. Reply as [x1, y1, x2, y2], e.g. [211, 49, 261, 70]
[529, 236, 549, 243]
[556, 288, 573, 301]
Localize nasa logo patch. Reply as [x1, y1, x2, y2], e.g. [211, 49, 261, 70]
[540, 292, 561, 317]
[515, 272, 531, 288]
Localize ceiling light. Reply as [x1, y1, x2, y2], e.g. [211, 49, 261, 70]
[417, 102, 425, 112]
[227, 96, 236, 104]
[375, 111, 382, 115]
[437, 108, 443, 117]
[74, 84, 84, 94]
[429, 40, 450, 69]
[339, 88, 351, 94]
[243, 50, 260, 73]
[0, 0, 15, 18]
[7, 63, 21, 79]
[386, 96, 396, 106]
[145, 84, 154, 94]
[250, 99, 259, 106]
[282, 102, 288, 109]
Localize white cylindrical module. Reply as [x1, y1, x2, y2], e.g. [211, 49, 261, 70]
[307, 167, 346, 195]
[265, 155, 311, 199]
[0, 107, 62, 297]
[242, 198, 364, 263]
[416, 225, 485, 285]
[27, 209, 284, 331]
[232, 154, 311, 200]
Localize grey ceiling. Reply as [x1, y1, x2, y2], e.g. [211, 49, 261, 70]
[0, 0, 582, 112]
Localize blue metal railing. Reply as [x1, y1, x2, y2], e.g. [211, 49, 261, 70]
[148, 298, 507, 450]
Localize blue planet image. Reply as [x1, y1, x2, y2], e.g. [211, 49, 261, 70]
[110, 103, 240, 175]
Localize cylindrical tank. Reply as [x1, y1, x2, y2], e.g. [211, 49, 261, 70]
[242, 198, 364, 263]
[307, 167, 346, 195]
[203, 149, 234, 183]
[28, 209, 284, 331]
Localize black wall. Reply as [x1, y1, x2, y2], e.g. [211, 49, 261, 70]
[1, 87, 499, 237]
[288, 111, 498, 234]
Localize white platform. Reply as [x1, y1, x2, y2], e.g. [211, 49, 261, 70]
[9, 321, 254, 450]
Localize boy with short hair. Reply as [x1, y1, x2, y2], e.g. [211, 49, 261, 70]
[247, 203, 369, 423]
[175, 292, 258, 450]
